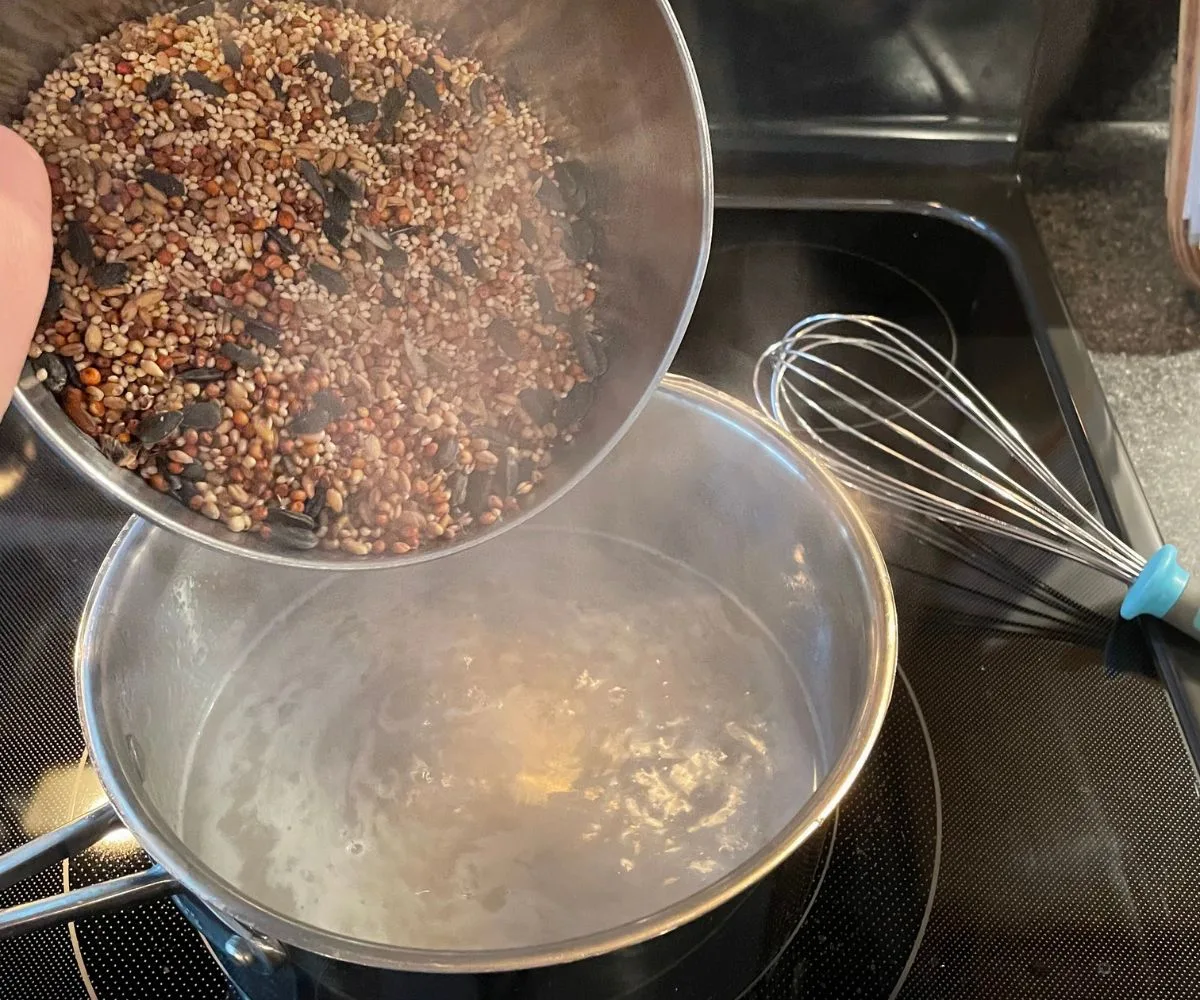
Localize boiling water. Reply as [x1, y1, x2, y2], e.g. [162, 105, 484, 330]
[178, 531, 823, 950]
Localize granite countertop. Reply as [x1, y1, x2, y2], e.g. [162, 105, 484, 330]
[1024, 123, 1200, 570]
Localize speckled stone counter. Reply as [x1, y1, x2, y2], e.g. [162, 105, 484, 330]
[1025, 125, 1200, 568]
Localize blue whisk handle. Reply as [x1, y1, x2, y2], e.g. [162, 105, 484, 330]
[1122, 545, 1200, 640]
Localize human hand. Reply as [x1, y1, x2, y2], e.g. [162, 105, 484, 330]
[0, 125, 53, 418]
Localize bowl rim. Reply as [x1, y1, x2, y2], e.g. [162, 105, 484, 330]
[76, 373, 898, 972]
[14, 0, 715, 572]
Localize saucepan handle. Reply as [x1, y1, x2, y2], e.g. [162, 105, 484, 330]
[0, 802, 179, 937]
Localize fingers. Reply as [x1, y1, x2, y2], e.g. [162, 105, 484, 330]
[0, 125, 53, 417]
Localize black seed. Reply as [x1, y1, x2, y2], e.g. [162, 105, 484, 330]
[328, 169, 364, 202]
[146, 73, 173, 102]
[219, 342, 262, 369]
[267, 506, 316, 531]
[341, 100, 377, 124]
[480, 424, 515, 449]
[309, 263, 348, 296]
[533, 277, 558, 321]
[134, 410, 183, 445]
[465, 469, 495, 517]
[312, 48, 345, 80]
[304, 484, 327, 519]
[66, 220, 95, 269]
[566, 218, 595, 262]
[407, 68, 440, 112]
[469, 76, 487, 114]
[456, 244, 479, 277]
[489, 317, 523, 358]
[504, 450, 521, 495]
[518, 387, 556, 425]
[140, 169, 185, 199]
[520, 216, 539, 249]
[32, 353, 69, 393]
[536, 177, 566, 214]
[181, 461, 208, 482]
[326, 186, 351, 225]
[379, 86, 406, 130]
[330, 75, 351, 105]
[244, 320, 281, 348]
[358, 227, 393, 253]
[382, 245, 408, 273]
[92, 262, 129, 289]
[554, 160, 590, 213]
[269, 522, 320, 550]
[451, 471, 470, 508]
[269, 74, 286, 100]
[431, 266, 457, 288]
[434, 434, 459, 470]
[575, 332, 608, 378]
[221, 38, 243, 70]
[183, 71, 226, 98]
[266, 225, 297, 257]
[322, 218, 348, 248]
[297, 159, 325, 199]
[288, 407, 330, 435]
[311, 390, 345, 418]
[177, 0, 214, 23]
[556, 381, 595, 428]
[178, 366, 225, 383]
[42, 279, 63, 317]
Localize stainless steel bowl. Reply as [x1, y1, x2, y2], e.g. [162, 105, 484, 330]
[0, 375, 896, 977]
[1, 0, 712, 568]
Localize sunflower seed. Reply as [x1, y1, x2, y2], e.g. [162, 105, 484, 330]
[536, 177, 566, 213]
[269, 521, 320, 550]
[42, 279, 63, 316]
[180, 399, 222, 430]
[140, 169, 185, 198]
[328, 169, 364, 202]
[288, 407, 330, 434]
[451, 471, 470, 507]
[183, 71, 226, 98]
[322, 218, 348, 248]
[312, 48, 345, 80]
[298, 159, 326, 199]
[456, 244, 479, 277]
[177, 0, 214, 23]
[311, 389, 346, 418]
[146, 73, 173, 102]
[431, 266, 456, 288]
[134, 409, 183, 445]
[244, 320, 281, 348]
[267, 505, 316, 531]
[341, 100, 377, 124]
[519, 216, 539, 249]
[92, 262, 129, 288]
[574, 332, 608, 378]
[66, 220, 95, 269]
[533, 277, 559, 321]
[269, 73, 286, 100]
[434, 434, 459, 470]
[379, 86, 405, 130]
[218, 37, 242, 70]
[504, 449, 521, 495]
[556, 381, 594, 427]
[32, 353, 69, 393]
[326, 186, 351, 224]
[265, 225, 297, 257]
[489, 317, 522, 358]
[382, 244, 408, 272]
[219, 342, 262, 369]
[566, 218, 595, 262]
[518, 386, 555, 425]
[303, 484, 327, 519]
[465, 468, 495, 516]
[178, 366, 226, 383]
[182, 461, 207, 482]
[330, 75, 351, 104]
[554, 159, 590, 213]
[358, 227, 393, 252]
[407, 68, 440, 112]
[469, 76, 487, 114]
[309, 262, 348, 295]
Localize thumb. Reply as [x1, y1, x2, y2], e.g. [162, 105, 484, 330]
[0, 125, 53, 418]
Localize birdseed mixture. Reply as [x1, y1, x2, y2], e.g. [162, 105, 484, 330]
[17, 0, 603, 556]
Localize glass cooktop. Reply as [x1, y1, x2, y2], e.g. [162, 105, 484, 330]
[2, 203, 1200, 999]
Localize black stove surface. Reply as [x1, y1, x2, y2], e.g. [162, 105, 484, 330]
[3, 203, 1200, 999]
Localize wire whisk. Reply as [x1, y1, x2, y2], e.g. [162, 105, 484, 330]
[754, 313, 1200, 641]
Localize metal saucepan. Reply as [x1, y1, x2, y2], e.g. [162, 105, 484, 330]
[2, 0, 712, 569]
[0, 376, 895, 991]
